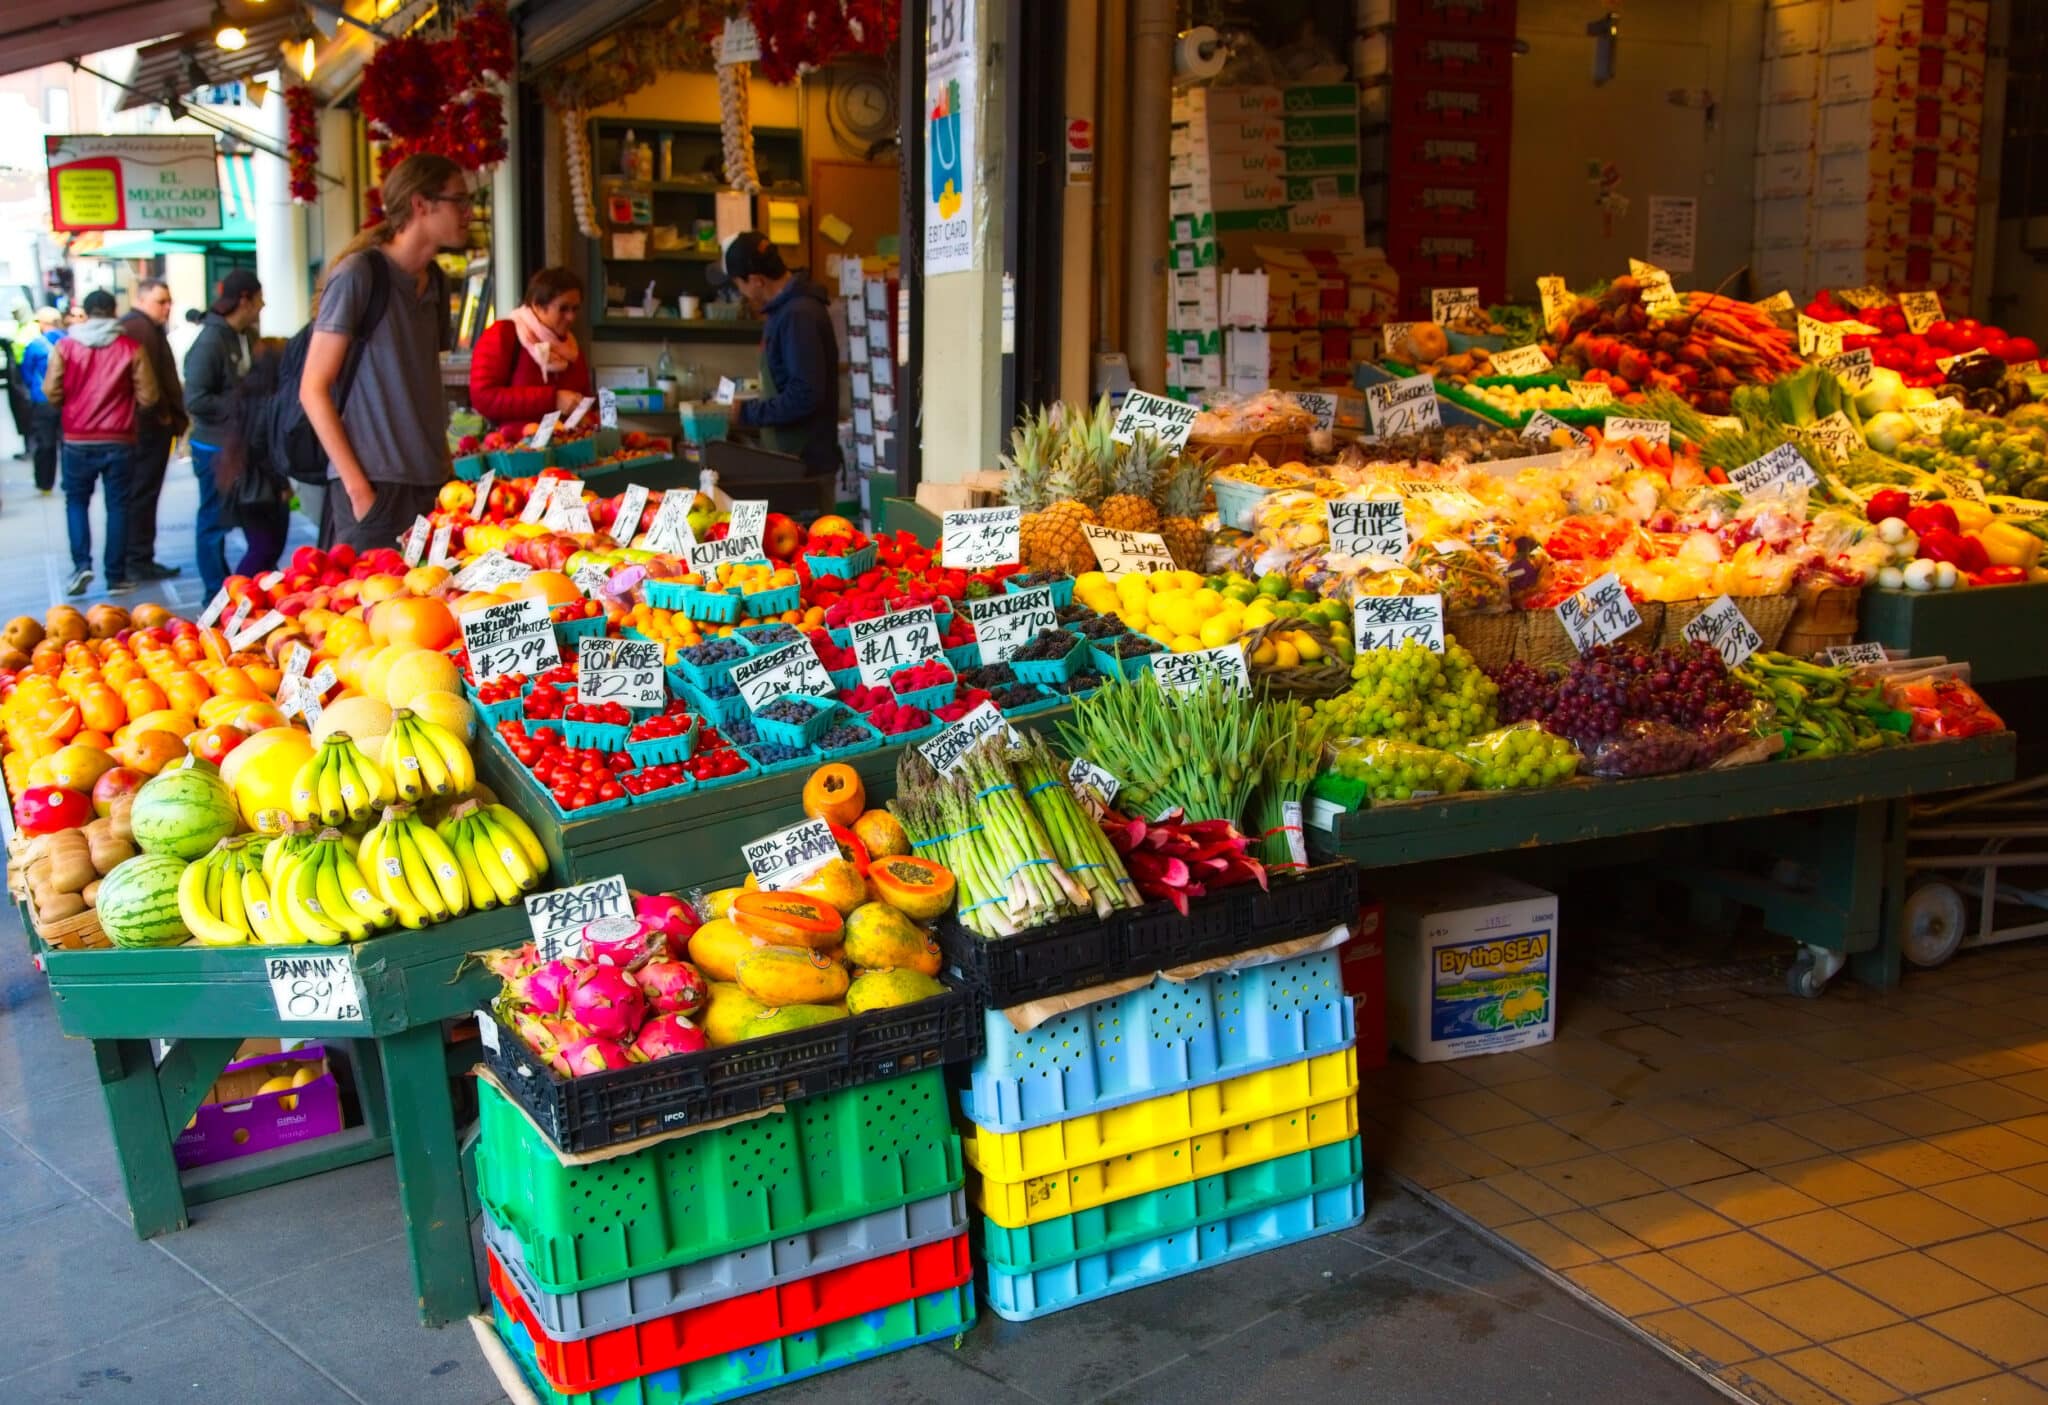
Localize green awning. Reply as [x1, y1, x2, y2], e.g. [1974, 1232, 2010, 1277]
[84, 153, 258, 258]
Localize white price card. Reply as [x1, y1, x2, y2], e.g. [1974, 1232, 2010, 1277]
[1603, 417, 1672, 447]
[400, 514, 431, 566]
[851, 607, 942, 687]
[531, 411, 562, 448]
[1067, 757, 1121, 806]
[918, 700, 1017, 776]
[719, 15, 763, 63]
[1907, 398, 1964, 435]
[1754, 290, 1796, 317]
[611, 484, 650, 546]
[1798, 314, 1846, 358]
[1837, 286, 1892, 311]
[1327, 499, 1410, 559]
[229, 610, 284, 652]
[265, 953, 368, 1024]
[519, 478, 555, 524]
[1537, 275, 1572, 330]
[942, 507, 1022, 568]
[1681, 595, 1764, 667]
[641, 490, 695, 554]
[1278, 798, 1308, 867]
[1109, 390, 1199, 449]
[1082, 524, 1176, 579]
[964, 586, 1057, 665]
[429, 523, 453, 568]
[572, 563, 613, 599]
[523, 875, 631, 961]
[1364, 373, 1442, 436]
[688, 536, 762, 574]
[1824, 642, 1890, 666]
[544, 487, 594, 534]
[1802, 411, 1862, 465]
[1556, 572, 1643, 654]
[577, 636, 666, 709]
[564, 396, 596, 428]
[714, 376, 738, 406]
[725, 500, 769, 557]
[224, 596, 253, 641]
[598, 387, 619, 429]
[1994, 498, 2048, 519]
[471, 470, 495, 519]
[1701, 414, 1745, 435]
[1937, 469, 1987, 504]
[731, 639, 835, 712]
[1628, 258, 1678, 306]
[199, 586, 231, 628]
[1899, 290, 1943, 333]
[1153, 643, 1252, 697]
[1820, 347, 1875, 390]
[1380, 322, 1422, 361]
[1430, 286, 1482, 322]
[1567, 380, 1614, 408]
[451, 550, 532, 591]
[743, 819, 841, 891]
[459, 598, 559, 683]
[1523, 411, 1591, 449]
[1490, 345, 1554, 377]
[1352, 593, 1446, 654]
[1729, 443, 1821, 499]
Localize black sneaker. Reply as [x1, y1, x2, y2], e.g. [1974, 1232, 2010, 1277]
[66, 567, 92, 596]
[106, 578, 137, 596]
[133, 561, 182, 580]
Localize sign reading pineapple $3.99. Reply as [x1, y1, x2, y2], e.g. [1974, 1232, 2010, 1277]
[1109, 390, 1198, 449]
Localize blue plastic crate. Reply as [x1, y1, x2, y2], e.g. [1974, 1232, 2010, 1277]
[539, 790, 633, 825]
[1093, 637, 1164, 680]
[548, 428, 620, 469]
[671, 645, 747, 691]
[889, 671, 957, 713]
[813, 715, 884, 761]
[743, 743, 818, 776]
[626, 773, 697, 805]
[1008, 575, 1074, 608]
[626, 718, 699, 765]
[691, 748, 763, 792]
[1011, 633, 1087, 685]
[944, 642, 980, 672]
[643, 579, 694, 611]
[961, 949, 1355, 1133]
[752, 694, 839, 749]
[560, 719, 630, 753]
[734, 623, 806, 655]
[527, 716, 566, 738]
[453, 452, 489, 482]
[476, 694, 527, 727]
[827, 665, 862, 694]
[553, 614, 608, 652]
[984, 1179, 1365, 1321]
[682, 588, 744, 625]
[740, 582, 800, 619]
[492, 447, 549, 476]
[803, 542, 877, 580]
[826, 624, 853, 649]
[681, 681, 750, 730]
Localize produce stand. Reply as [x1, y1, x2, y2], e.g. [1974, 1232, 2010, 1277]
[1310, 733, 2016, 993]
[1858, 584, 2048, 685]
[32, 908, 522, 1326]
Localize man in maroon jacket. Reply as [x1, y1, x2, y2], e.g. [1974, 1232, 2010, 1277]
[45, 289, 160, 596]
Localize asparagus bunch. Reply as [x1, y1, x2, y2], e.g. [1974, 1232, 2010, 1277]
[1013, 735, 1138, 916]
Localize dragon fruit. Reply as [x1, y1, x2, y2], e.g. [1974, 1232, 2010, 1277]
[636, 958, 707, 1016]
[510, 1008, 583, 1064]
[582, 916, 659, 968]
[636, 892, 702, 958]
[565, 962, 646, 1042]
[478, 942, 541, 984]
[633, 1013, 708, 1060]
[559, 1036, 634, 1076]
[517, 958, 579, 1015]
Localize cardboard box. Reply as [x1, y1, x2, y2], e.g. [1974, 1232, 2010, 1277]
[1283, 112, 1362, 145]
[1756, 149, 1815, 199]
[1382, 868, 1558, 1063]
[1281, 83, 1359, 114]
[173, 1046, 343, 1170]
[1174, 117, 1287, 152]
[1172, 85, 1283, 124]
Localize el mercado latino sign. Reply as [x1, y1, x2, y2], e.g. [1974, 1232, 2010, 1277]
[45, 135, 223, 233]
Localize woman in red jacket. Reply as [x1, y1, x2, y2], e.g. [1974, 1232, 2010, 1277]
[468, 267, 593, 432]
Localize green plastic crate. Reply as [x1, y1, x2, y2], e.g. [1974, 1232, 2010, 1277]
[477, 1071, 963, 1295]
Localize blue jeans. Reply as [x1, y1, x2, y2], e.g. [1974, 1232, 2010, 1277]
[61, 441, 131, 579]
[192, 440, 228, 599]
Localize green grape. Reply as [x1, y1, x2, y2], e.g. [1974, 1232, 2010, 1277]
[1313, 640, 1500, 748]
[1450, 724, 1582, 790]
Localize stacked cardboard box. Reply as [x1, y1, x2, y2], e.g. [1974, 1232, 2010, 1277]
[840, 260, 899, 518]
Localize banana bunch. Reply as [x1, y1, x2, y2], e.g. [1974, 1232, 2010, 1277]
[1731, 651, 1901, 758]
[436, 799, 548, 911]
[382, 709, 476, 803]
[268, 827, 396, 945]
[289, 733, 392, 825]
[179, 836, 270, 947]
[360, 804, 471, 928]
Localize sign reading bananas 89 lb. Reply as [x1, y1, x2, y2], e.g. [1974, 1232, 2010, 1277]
[265, 953, 368, 1024]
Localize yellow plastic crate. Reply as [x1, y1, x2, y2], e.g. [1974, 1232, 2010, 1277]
[972, 1093, 1360, 1229]
[962, 1048, 1359, 1184]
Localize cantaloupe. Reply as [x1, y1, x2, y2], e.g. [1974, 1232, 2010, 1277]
[382, 648, 461, 709]
[310, 695, 393, 756]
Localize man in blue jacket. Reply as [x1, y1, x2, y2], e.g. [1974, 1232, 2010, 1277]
[717, 232, 841, 474]
[19, 308, 63, 492]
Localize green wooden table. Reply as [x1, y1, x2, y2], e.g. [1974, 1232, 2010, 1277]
[36, 907, 522, 1326]
[1859, 585, 2048, 685]
[1310, 734, 2016, 993]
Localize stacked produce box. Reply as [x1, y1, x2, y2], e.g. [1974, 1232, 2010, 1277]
[840, 263, 898, 514]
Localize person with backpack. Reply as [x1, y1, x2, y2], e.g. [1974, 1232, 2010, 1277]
[297, 154, 462, 552]
[185, 270, 263, 599]
[213, 340, 291, 577]
[20, 308, 63, 493]
[44, 289, 160, 596]
[120, 278, 190, 582]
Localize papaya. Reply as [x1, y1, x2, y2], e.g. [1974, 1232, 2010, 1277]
[843, 902, 942, 976]
[701, 982, 766, 1046]
[846, 969, 946, 1015]
[801, 763, 864, 828]
[866, 856, 957, 922]
[749, 1003, 848, 1035]
[687, 918, 759, 983]
[788, 857, 868, 915]
[854, 809, 911, 859]
[703, 886, 744, 918]
[736, 944, 851, 1006]
[731, 890, 843, 948]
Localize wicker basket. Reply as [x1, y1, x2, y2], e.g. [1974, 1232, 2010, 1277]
[1659, 594, 1798, 652]
[1514, 601, 1664, 668]
[1779, 626, 1857, 659]
[1790, 578, 1862, 634]
[1446, 610, 1518, 671]
[1188, 429, 1313, 468]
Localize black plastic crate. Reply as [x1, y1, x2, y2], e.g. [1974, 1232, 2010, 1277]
[936, 910, 1119, 1008]
[479, 975, 984, 1154]
[1236, 863, 1361, 949]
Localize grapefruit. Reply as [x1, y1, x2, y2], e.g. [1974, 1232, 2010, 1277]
[223, 726, 315, 832]
[382, 648, 462, 708]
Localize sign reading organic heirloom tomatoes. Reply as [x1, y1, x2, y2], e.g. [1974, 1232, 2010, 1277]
[45, 134, 222, 232]
[459, 599, 558, 684]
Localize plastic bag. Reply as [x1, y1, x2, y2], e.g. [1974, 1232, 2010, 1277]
[1326, 736, 1471, 803]
[1449, 722, 1581, 790]
[1583, 721, 1723, 778]
[1883, 674, 2005, 740]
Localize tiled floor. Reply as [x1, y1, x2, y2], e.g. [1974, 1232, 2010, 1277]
[1367, 938, 2048, 1404]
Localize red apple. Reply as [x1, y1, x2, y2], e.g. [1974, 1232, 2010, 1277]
[292, 545, 329, 576]
[91, 767, 146, 817]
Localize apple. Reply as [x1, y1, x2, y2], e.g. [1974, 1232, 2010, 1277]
[763, 512, 803, 559]
[91, 766, 146, 817]
[438, 481, 476, 515]
[327, 543, 358, 571]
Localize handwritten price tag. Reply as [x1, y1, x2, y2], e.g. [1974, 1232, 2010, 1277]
[688, 537, 762, 574]
[642, 491, 695, 554]
[611, 483, 650, 546]
[731, 639, 834, 712]
[564, 396, 596, 428]
[1802, 411, 1862, 465]
[519, 478, 555, 525]
[401, 515, 431, 567]
[1907, 398, 1964, 435]
[265, 954, 367, 1024]
[1110, 390, 1199, 448]
[1537, 275, 1572, 330]
[1820, 347, 1875, 390]
[1380, 322, 1422, 361]
[942, 507, 1022, 568]
[1681, 595, 1763, 667]
[1556, 572, 1643, 654]
[524, 875, 631, 961]
[851, 607, 942, 686]
[429, 523, 453, 568]
[1567, 380, 1614, 408]
[918, 700, 1016, 776]
[471, 470, 495, 519]
[1729, 443, 1820, 499]
[199, 586, 231, 628]
[1067, 757, 1121, 805]
[1524, 410, 1591, 449]
[598, 387, 619, 429]
[1490, 345, 1554, 377]
[1603, 417, 1672, 447]
[965, 587, 1057, 665]
[1899, 290, 1943, 333]
[530, 411, 561, 448]
[1799, 314, 1845, 358]
[1629, 258, 1678, 306]
[1327, 498, 1409, 559]
[1430, 286, 1482, 322]
[577, 637, 665, 708]
[725, 500, 769, 557]
[744, 818, 841, 890]
[1083, 524, 1176, 579]
[1153, 644, 1251, 698]
[452, 551, 532, 591]
[459, 598, 558, 683]
[1365, 373, 1442, 436]
[1824, 642, 1890, 666]
[1352, 593, 1445, 654]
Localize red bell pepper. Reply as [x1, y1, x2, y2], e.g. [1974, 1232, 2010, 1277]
[15, 785, 90, 835]
[1906, 503, 1960, 537]
[1866, 489, 1911, 523]
[1971, 565, 2029, 586]
[1916, 528, 1989, 573]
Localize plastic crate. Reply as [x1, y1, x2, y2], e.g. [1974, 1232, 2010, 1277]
[560, 720, 630, 753]
[1388, 173, 1510, 230]
[1211, 476, 1281, 532]
[625, 773, 697, 805]
[826, 665, 861, 694]
[1388, 80, 1512, 131]
[671, 646, 746, 692]
[454, 452, 489, 482]
[1398, 0, 1516, 35]
[493, 447, 550, 476]
[813, 715, 884, 761]
[550, 429, 623, 469]
[960, 949, 1355, 1133]
[1010, 633, 1087, 685]
[553, 614, 609, 653]
[690, 749, 762, 792]
[1385, 123, 1511, 182]
[627, 719, 699, 766]
[962, 1047, 1359, 1184]
[985, 1178, 1365, 1321]
[1007, 575, 1074, 608]
[644, 580, 694, 611]
[733, 623, 806, 655]
[944, 642, 980, 672]
[888, 670, 957, 713]
[1092, 638, 1163, 680]
[476, 694, 527, 727]
[1389, 29, 1515, 84]
[679, 402, 730, 446]
[539, 790, 633, 825]
[741, 744, 816, 776]
[492, 1286, 975, 1405]
[480, 977, 981, 1156]
[682, 589, 744, 625]
[679, 684, 749, 731]
[750, 694, 839, 750]
[980, 1139, 1363, 1274]
[803, 543, 876, 580]
[491, 1235, 973, 1394]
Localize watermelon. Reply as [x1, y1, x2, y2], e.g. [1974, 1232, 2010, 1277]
[96, 853, 192, 948]
[129, 760, 238, 860]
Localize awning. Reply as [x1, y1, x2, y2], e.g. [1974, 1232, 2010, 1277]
[0, 0, 213, 81]
[79, 153, 259, 258]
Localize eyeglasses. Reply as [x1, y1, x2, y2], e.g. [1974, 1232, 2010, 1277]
[425, 192, 476, 210]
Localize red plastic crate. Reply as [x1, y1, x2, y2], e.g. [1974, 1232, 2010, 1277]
[1392, 30, 1515, 86]
[1389, 81, 1512, 131]
[1384, 124, 1512, 182]
[1341, 901, 1388, 1072]
[1387, 228, 1506, 306]
[488, 1234, 974, 1395]
[1398, 0, 1517, 36]
[1387, 173, 1510, 228]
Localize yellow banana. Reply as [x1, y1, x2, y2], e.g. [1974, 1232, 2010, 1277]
[331, 742, 372, 823]
[473, 809, 539, 890]
[406, 818, 471, 916]
[442, 816, 496, 911]
[391, 820, 453, 922]
[350, 740, 392, 810]
[217, 848, 249, 939]
[240, 860, 289, 945]
[311, 843, 372, 941]
[314, 742, 345, 824]
[413, 716, 475, 796]
[331, 843, 395, 931]
[366, 821, 431, 930]
[179, 849, 247, 946]
[485, 803, 547, 873]
[279, 852, 346, 945]
[464, 817, 525, 907]
[384, 715, 431, 801]
[288, 751, 322, 824]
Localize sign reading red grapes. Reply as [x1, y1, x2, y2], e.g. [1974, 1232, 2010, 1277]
[1556, 572, 1642, 654]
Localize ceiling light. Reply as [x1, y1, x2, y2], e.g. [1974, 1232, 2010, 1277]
[297, 38, 317, 80]
[216, 25, 248, 51]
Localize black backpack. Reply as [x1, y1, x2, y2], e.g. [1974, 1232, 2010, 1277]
[274, 250, 391, 485]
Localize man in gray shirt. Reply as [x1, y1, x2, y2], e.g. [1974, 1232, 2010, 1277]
[301, 154, 466, 552]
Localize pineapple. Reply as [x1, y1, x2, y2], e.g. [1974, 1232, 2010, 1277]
[1040, 441, 1103, 575]
[1158, 454, 1211, 569]
[1002, 407, 1068, 574]
[1099, 436, 1166, 534]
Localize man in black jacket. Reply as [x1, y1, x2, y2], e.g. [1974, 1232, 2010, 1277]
[184, 271, 262, 600]
[120, 279, 189, 581]
[717, 233, 842, 475]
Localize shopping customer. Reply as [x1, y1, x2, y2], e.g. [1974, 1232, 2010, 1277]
[300, 153, 462, 553]
[716, 232, 841, 474]
[468, 266, 592, 433]
[185, 270, 263, 598]
[120, 278, 190, 582]
[20, 308, 63, 493]
[213, 341, 291, 577]
[44, 289, 160, 596]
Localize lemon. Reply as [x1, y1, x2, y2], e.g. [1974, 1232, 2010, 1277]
[1198, 616, 1237, 649]
[1244, 603, 1277, 630]
[1076, 571, 1109, 592]
[1273, 640, 1301, 669]
[1250, 639, 1279, 667]
[1171, 634, 1203, 653]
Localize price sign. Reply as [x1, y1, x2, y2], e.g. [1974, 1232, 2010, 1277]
[1907, 398, 1964, 435]
[1556, 572, 1643, 654]
[1490, 345, 1554, 377]
[1567, 380, 1614, 408]
[714, 376, 738, 405]
[429, 524, 453, 568]
[519, 478, 555, 524]
[577, 637, 666, 708]
[642, 491, 695, 554]
[198, 586, 231, 628]
[229, 610, 284, 652]
[688, 536, 761, 574]
[544, 488, 594, 534]
[918, 700, 1016, 776]
[1109, 390, 1199, 449]
[1899, 290, 1943, 333]
[1628, 259, 1678, 307]
[531, 411, 562, 448]
[942, 507, 1022, 568]
[1755, 290, 1796, 316]
[742, 818, 839, 891]
[1430, 286, 1482, 322]
[851, 607, 942, 686]
[1082, 524, 1176, 579]
[1352, 593, 1445, 654]
[451, 551, 532, 591]
[1682, 595, 1763, 667]
[1798, 314, 1845, 358]
[598, 388, 619, 429]
[1821, 348, 1875, 390]
[964, 586, 1057, 664]
[265, 954, 367, 1024]
[1153, 644, 1251, 697]
[725, 500, 769, 557]
[1293, 391, 1338, 430]
[720, 15, 763, 63]
[401, 514, 431, 566]
[523, 875, 631, 961]
[1364, 373, 1442, 436]
[1278, 799, 1308, 867]
[1823, 641, 1890, 667]
[471, 470, 495, 519]
[731, 639, 834, 712]
[459, 598, 558, 683]
[280, 641, 310, 687]
[573, 563, 613, 598]
[611, 484, 650, 546]
[1380, 322, 1422, 361]
[1937, 469, 1987, 504]
[1604, 417, 1672, 447]
[1523, 411, 1591, 449]
[223, 595, 253, 642]
[1802, 411, 1861, 465]
[564, 396, 596, 428]
[1537, 275, 1572, 330]
[1327, 498, 1409, 559]
[1838, 286, 1892, 311]
[1068, 757, 1120, 805]
[1994, 497, 2048, 519]
[1729, 443, 1821, 499]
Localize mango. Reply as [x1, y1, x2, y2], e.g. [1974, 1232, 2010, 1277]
[748, 1003, 848, 1035]
[737, 944, 851, 1006]
[702, 982, 767, 1046]
[843, 902, 942, 976]
[846, 969, 946, 1015]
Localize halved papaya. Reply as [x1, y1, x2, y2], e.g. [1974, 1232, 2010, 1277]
[867, 855, 957, 922]
[731, 890, 844, 948]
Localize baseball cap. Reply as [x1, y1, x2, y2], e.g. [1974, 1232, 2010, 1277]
[211, 268, 262, 314]
[713, 231, 785, 286]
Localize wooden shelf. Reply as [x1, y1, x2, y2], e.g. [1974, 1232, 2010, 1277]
[592, 316, 764, 341]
